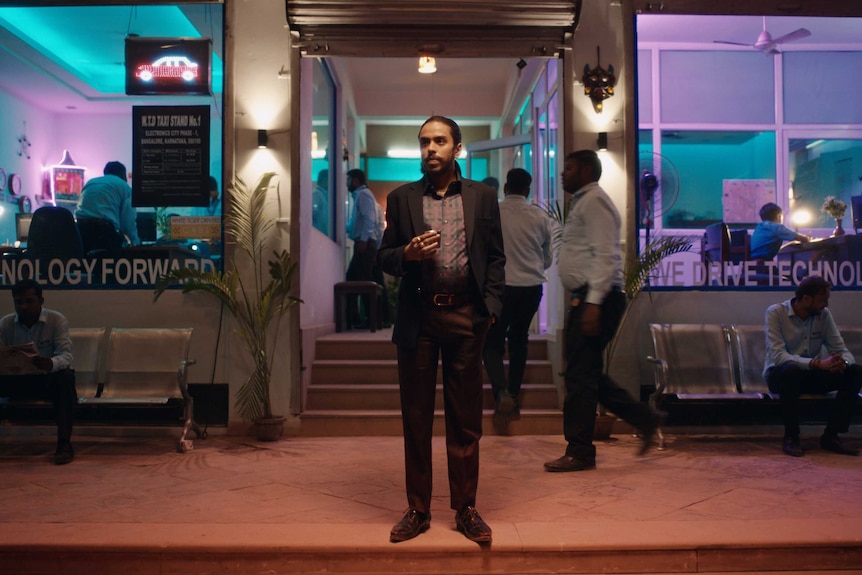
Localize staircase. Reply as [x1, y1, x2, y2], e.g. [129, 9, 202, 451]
[300, 329, 562, 436]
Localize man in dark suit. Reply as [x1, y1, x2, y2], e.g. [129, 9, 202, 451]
[378, 116, 505, 545]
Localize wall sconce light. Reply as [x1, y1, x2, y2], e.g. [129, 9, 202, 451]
[597, 132, 608, 151]
[257, 129, 268, 149]
[582, 46, 616, 114]
[418, 55, 437, 74]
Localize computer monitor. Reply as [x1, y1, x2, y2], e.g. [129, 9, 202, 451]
[136, 212, 158, 243]
[16, 213, 33, 243]
[851, 195, 862, 233]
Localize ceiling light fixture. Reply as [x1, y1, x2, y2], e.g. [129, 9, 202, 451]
[418, 56, 437, 74]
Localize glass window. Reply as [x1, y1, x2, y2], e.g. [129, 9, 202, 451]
[660, 52, 774, 124]
[637, 50, 652, 124]
[311, 59, 335, 238]
[660, 130, 776, 228]
[789, 137, 862, 228]
[784, 52, 862, 125]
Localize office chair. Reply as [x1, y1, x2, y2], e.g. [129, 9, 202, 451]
[702, 222, 731, 265]
[25, 206, 84, 274]
[77, 217, 124, 257]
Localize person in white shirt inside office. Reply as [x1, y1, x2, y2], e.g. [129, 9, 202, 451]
[483, 168, 552, 428]
[76, 161, 140, 252]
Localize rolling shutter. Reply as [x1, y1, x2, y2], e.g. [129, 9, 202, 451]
[286, 0, 580, 57]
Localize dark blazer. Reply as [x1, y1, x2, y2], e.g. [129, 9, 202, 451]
[378, 177, 505, 348]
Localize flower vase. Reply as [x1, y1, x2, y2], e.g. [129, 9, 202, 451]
[832, 218, 845, 237]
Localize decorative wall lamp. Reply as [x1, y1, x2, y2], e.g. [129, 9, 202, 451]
[257, 129, 269, 149]
[418, 55, 437, 74]
[597, 132, 608, 151]
[582, 46, 616, 113]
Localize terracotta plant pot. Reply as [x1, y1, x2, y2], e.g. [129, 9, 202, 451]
[254, 415, 286, 441]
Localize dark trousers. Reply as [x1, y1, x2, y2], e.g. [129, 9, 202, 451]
[483, 284, 543, 400]
[563, 289, 653, 460]
[346, 239, 378, 325]
[0, 369, 77, 444]
[396, 303, 487, 514]
[766, 363, 862, 439]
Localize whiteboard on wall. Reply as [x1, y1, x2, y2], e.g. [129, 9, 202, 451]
[723, 179, 775, 224]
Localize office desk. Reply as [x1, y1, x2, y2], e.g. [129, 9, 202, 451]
[777, 234, 862, 267]
[122, 243, 202, 266]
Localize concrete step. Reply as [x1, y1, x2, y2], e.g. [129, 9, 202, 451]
[314, 334, 550, 361]
[298, 408, 572, 437]
[305, 382, 558, 411]
[309, 359, 554, 387]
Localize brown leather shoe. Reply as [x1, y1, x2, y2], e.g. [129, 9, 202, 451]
[543, 455, 595, 472]
[455, 506, 492, 543]
[389, 508, 430, 543]
[53, 442, 74, 465]
[820, 434, 859, 456]
[783, 436, 804, 457]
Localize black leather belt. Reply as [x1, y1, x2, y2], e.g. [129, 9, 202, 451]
[425, 293, 472, 308]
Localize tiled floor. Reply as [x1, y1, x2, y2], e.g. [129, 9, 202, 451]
[0, 426, 860, 574]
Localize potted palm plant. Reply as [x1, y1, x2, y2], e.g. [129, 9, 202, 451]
[154, 172, 300, 440]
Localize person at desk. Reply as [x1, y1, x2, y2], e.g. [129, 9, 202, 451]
[750, 202, 811, 260]
[76, 161, 140, 251]
[0, 279, 75, 465]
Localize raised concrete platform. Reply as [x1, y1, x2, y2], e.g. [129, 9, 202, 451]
[0, 428, 860, 574]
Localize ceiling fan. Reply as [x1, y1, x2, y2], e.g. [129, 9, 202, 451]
[714, 16, 811, 55]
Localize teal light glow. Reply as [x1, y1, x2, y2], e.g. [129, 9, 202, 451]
[0, 5, 223, 95]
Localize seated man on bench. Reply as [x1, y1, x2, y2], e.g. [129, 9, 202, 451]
[765, 275, 861, 458]
[0, 279, 76, 465]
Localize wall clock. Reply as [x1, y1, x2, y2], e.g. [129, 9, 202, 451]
[18, 196, 31, 213]
[8, 173, 22, 196]
[0, 168, 6, 192]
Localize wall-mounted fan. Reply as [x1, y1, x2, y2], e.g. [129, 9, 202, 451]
[638, 152, 680, 246]
[714, 16, 811, 55]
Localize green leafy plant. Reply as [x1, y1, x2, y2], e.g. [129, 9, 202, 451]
[153, 173, 300, 422]
[606, 234, 694, 368]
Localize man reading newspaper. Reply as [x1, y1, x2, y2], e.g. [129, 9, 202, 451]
[0, 279, 76, 464]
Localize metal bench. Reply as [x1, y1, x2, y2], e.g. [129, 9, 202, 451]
[80, 328, 203, 453]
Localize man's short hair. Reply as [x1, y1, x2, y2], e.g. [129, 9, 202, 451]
[347, 169, 367, 186]
[565, 150, 602, 181]
[103, 161, 127, 181]
[481, 177, 499, 191]
[796, 275, 831, 299]
[11, 278, 42, 299]
[420, 115, 462, 145]
[505, 168, 532, 196]
[759, 202, 783, 222]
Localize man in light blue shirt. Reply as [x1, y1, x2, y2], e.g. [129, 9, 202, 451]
[76, 161, 140, 248]
[483, 168, 552, 426]
[0, 279, 76, 464]
[346, 169, 379, 327]
[764, 275, 861, 457]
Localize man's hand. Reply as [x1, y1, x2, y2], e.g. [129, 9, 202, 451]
[811, 354, 847, 373]
[581, 303, 601, 337]
[32, 356, 52, 373]
[403, 230, 441, 262]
